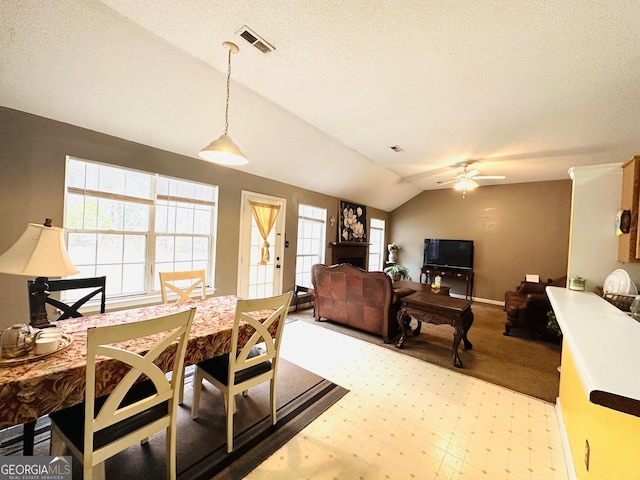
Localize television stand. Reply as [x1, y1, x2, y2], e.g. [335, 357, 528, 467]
[420, 267, 474, 300]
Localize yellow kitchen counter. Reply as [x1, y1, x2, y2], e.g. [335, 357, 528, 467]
[548, 287, 640, 479]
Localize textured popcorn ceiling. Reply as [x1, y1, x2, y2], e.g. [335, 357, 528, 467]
[2, 1, 639, 210]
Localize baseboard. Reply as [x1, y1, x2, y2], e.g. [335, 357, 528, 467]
[289, 301, 313, 312]
[555, 398, 578, 480]
[449, 294, 504, 306]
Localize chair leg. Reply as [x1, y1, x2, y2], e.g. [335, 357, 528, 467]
[270, 379, 277, 425]
[226, 396, 234, 453]
[223, 395, 238, 414]
[23, 420, 36, 455]
[191, 369, 202, 419]
[504, 322, 512, 336]
[94, 464, 106, 480]
[49, 428, 65, 456]
[84, 463, 105, 480]
[166, 425, 177, 480]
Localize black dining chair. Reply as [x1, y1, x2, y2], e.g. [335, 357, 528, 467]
[28, 276, 107, 323]
[21, 276, 107, 455]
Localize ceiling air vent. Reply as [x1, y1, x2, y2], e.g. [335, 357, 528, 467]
[390, 145, 404, 152]
[236, 26, 275, 54]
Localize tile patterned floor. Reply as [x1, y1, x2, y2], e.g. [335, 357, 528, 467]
[247, 318, 569, 480]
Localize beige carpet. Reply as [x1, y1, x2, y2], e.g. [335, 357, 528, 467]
[290, 302, 561, 403]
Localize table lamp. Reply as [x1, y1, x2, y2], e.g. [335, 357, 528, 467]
[0, 219, 79, 328]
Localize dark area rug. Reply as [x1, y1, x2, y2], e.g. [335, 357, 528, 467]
[0, 359, 348, 480]
[291, 302, 561, 403]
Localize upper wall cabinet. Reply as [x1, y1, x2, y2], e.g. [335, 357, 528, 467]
[619, 155, 640, 262]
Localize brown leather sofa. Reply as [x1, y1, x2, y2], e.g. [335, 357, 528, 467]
[504, 276, 566, 339]
[311, 263, 414, 343]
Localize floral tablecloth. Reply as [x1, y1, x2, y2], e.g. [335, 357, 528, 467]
[0, 295, 254, 428]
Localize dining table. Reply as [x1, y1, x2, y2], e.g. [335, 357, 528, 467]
[0, 295, 264, 454]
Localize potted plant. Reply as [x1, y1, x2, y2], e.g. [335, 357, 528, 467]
[546, 310, 562, 338]
[383, 264, 411, 282]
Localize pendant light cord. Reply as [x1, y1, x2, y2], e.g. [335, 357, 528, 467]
[223, 46, 232, 135]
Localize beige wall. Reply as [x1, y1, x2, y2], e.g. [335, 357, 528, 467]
[0, 106, 573, 328]
[0, 107, 388, 329]
[388, 181, 572, 301]
[568, 163, 640, 294]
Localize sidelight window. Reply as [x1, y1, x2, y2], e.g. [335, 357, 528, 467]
[295, 204, 326, 288]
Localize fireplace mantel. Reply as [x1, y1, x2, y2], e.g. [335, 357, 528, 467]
[328, 242, 369, 270]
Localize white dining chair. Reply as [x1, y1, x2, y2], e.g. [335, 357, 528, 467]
[159, 269, 207, 304]
[159, 269, 209, 404]
[191, 291, 293, 453]
[49, 307, 196, 480]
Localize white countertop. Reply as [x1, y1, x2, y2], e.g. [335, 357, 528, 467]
[547, 286, 640, 416]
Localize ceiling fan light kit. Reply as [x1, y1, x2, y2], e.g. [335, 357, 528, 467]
[454, 178, 479, 191]
[199, 41, 248, 166]
[434, 161, 506, 197]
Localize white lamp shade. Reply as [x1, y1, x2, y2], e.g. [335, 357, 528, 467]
[0, 223, 79, 277]
[199, 134, 248, 166]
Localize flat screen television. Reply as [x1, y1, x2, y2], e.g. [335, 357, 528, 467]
[423, 239, 474, 271]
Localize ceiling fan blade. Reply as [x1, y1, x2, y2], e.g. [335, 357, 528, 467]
[399, 165, 456, 183]
[437, 179, 460, 186]
[473, 175, 506, 180]
[466, 169, 480, 178]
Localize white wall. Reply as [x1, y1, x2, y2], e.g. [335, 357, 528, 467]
[568, 163, 640, 292]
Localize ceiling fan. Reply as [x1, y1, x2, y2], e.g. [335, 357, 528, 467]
[438, 162, 506, 197]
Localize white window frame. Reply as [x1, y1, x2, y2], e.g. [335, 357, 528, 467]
[295, 204, 326, 288]
[63, 157, 218, 307]
[368, 218, 386, 271]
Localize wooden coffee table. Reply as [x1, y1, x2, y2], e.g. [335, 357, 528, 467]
[393, 280, 450, 296]
[395, 291, 473, 368]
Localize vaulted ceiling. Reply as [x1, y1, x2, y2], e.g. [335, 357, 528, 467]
[2, 1, 639, 210]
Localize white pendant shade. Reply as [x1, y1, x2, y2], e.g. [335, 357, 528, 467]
[199, 134, 248, 166]
[0, 223, 79, 277]
[199, 41, 248, 166]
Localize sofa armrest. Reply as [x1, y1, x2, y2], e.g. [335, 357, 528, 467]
[392, 287, 414, 303]
[524, 293, 552, 311]
[517, 282, 548, 295]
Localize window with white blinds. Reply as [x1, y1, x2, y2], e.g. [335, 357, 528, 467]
[295, 204, 326, 288]
[64, 157, 218, 300]
[368, 218, 386, 271]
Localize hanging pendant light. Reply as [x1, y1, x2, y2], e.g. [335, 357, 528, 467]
[199, 41, 248, 166]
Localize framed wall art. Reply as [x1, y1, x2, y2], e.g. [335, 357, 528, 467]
[339, 200, 367, 243]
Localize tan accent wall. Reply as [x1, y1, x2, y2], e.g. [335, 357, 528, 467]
[388, 181, 572, 301]
[0, 107, 388, 329]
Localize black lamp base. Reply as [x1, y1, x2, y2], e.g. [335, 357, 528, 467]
[29, 276, 56, 329]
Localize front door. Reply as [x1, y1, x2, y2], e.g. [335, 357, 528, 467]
[238, 191, 286, 298]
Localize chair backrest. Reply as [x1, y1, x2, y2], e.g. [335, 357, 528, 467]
[28, 276, 107, 321]
[159, 270, 207, 304]
[228, 291, 293, 386]
[84, 307, 196, 465]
